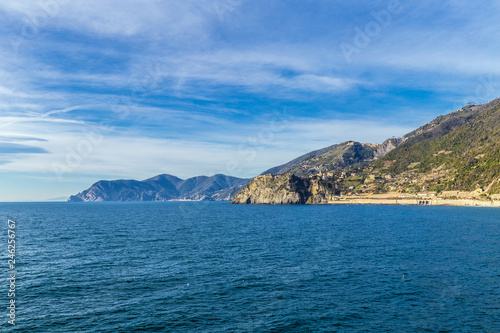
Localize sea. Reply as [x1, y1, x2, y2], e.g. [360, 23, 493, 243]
[0, 202, 499, 332]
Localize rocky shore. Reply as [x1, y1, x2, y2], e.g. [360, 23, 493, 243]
[231, 174, 500, 207]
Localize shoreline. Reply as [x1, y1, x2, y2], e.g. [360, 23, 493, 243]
[233, 198, 500, 207]
[316, 198, 500, 207]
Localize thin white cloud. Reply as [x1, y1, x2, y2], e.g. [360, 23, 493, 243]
[0, 116, 86, 130]
[0, 85, 35, 98]
[0, 0, 226, 44]
[0, 111, 414, 180]
[43, 105, 88, 117]
[125, 47, 356, 96]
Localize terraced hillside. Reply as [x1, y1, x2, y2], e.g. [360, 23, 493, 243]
[233, 99, 500, 204]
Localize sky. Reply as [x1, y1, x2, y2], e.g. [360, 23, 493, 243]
[1, 0, 500, 201]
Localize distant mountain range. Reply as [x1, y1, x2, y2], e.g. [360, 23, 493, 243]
[233, 98, 500, 204]
[68, 174, 251, 202]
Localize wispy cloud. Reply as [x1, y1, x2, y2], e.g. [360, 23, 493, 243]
[0, 142, 48, 154]
[0, 111, 413, 182]
[0, 135, 47, 142]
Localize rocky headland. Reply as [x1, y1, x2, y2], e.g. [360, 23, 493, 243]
[233, 99, 500, 206]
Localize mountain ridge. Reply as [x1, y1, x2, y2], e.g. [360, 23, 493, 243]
[233, 99, 500, 204]
[261, 140, 399, 176]
[69, 174, 252, 202]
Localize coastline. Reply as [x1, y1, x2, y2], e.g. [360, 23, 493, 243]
[232, 197, 500, 207]
[320, 198, 500, 207]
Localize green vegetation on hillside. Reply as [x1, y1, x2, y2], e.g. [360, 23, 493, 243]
[374, 102, 500, 194]
[283, 141, 379, 176]
[233, 99, 500, 204]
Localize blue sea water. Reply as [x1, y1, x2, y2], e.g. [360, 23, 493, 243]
[0, 202, 499, 332]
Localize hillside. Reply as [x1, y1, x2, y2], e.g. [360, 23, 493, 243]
[261, 139, 401, 176]
[69, 174, 251, 202]
[374, 99, 500, 194]
[233, 99, 500, 204]
[261, 144, 339, 175]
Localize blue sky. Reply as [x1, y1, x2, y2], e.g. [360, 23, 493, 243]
[1, 0, 500, 201]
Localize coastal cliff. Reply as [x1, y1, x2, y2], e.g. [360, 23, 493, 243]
[232, 174, 343, 204]
[232, 174, 310, 204]
[233, 99, 500, 205]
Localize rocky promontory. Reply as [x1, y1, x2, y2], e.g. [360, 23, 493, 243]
[232, 174, 308, 204]
[231, 173, 338, 204]
[232, 99, 500, 206]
